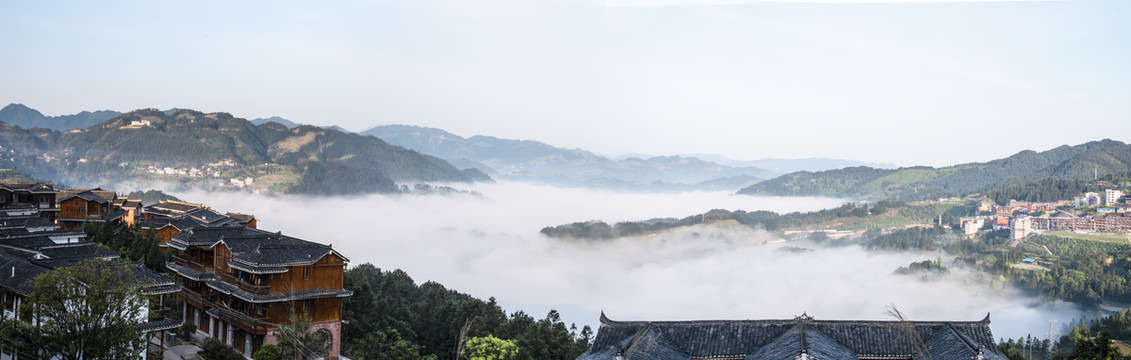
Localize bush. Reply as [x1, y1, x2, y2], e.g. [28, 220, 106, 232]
[200, 338, 244, 360]
[253, 343, 281, 360]
[178, 323, 197, 341]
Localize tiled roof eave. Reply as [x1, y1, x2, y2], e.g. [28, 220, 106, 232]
[165, 262, 218, 281]
[227, 261, 287, 274]
[142, 284, 183, 296]
[139, 318, 184, 333]
[204, 280, 352, 304]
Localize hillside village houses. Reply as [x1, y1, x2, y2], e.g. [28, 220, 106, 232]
[957, 187, 1131, 242]
[0, 181, 348, 360]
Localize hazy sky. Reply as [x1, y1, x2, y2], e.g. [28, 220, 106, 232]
[3, 0, 1129, 166]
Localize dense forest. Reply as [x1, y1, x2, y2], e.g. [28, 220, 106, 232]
[738, 139, 1131, 201]
[540, 200, 968, 239]
[341, 264, 590, 360]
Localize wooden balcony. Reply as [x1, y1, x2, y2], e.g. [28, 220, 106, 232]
[172, 255, 214, 273]
[213, 305, 271, 335]
[222, 273, 270, 295]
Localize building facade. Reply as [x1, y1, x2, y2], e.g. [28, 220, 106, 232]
[165, 227, 351, 359]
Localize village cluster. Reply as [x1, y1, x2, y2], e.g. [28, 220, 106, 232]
[0, 182, 350, 360]
[959, 189, 1131, 241]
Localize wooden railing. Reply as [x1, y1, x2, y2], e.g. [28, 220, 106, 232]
[222, 273, 270, 295]
[172, 255, 214, 273]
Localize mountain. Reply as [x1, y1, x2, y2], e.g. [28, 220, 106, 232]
[250, 116, 299, 128]
[251, 117, 351, 134]
[0, 108, 488, 195]
[737, 139, 1131, 200]
[0, 103, 121, 131]
[361, 124, 775, 191]
[682, 154, 898, 173]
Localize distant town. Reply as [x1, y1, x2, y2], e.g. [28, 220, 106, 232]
[960, 189, 1131, 241]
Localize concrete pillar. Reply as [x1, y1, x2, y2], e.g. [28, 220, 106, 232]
[245, 333, 252, 356]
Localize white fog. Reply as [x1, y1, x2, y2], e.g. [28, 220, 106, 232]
[176, 182, 1086, 341]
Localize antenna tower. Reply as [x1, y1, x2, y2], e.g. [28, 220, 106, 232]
[1046, 320, 1059, 342]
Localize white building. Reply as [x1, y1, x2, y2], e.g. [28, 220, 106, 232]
[1106, 189, 1124, 206]
[1011, 216, 1032, 240]
[961, 217, 985, 236]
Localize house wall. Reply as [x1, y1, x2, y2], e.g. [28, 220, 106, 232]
[266, 254, 346, 294]
[154, 227, 180, 245]
[58, 197, 91, 219]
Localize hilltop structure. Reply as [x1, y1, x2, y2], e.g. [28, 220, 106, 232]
[577, 313, 1007, 360]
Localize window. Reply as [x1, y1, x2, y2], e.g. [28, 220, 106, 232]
[303, 266, 310, 279]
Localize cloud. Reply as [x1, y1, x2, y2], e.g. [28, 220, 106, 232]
[177, 182, 1086, 339]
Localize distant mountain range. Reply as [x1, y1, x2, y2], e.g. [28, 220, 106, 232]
[0, 107, 487, 195]
[738, 139, 1131, 201]
[681, 154, 898, 175]
[360, 124, 787, 191]
[0, 103, 121, 131]
[250, 116, 300, 128]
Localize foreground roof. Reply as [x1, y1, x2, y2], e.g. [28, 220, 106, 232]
[168, 226, 349, 268]
[578, 313, 1007, 360]
[0, 182, 56, 193]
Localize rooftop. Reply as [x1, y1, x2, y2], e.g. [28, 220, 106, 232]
[578, 313, 1007, 360]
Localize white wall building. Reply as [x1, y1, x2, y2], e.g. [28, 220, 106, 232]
[1106, 189, 1125, 206]
[1011, 216, 1032, 240]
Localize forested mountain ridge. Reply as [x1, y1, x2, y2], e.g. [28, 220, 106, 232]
[0, 108, 489, 195]
[738, 139, 1131, 201]
[0, 103, 121, 131]
[362, 124, 775, 191]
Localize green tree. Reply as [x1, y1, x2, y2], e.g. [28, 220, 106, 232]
[19, 259, 146, 360]
[252, 343, 282, 360]
[349, 329, 422, 360]
[201, 338, 244, 360]
[461, 335, 519, 360]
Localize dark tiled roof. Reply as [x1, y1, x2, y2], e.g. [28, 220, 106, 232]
[58, 189, 115, 203]
[0, 252, 48, 295]
[141, 210, 238, 233]
[578, 314, 1009, 360]
[0, 182, 56, 193]
[225, 212, 256, 223]
[0, 216, 59, 230]
[148, 200, 203, 213]
[33, 243, 121, 268]
[105, 208, 128, 221]
[129, 260, 180, 295]
[170, 227, 348, 268]
[143, 207, 175, 218]
[139, 318, 184, 333]
[165, 261, 218, 281]
[185, 208, 237, 226]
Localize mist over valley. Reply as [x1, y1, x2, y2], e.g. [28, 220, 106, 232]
[177, 182, 1085, 341]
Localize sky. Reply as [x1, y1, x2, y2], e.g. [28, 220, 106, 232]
[2, 0, 1129, 166]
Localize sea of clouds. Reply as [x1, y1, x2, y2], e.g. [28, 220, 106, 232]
[177, 181, 1087, 340]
